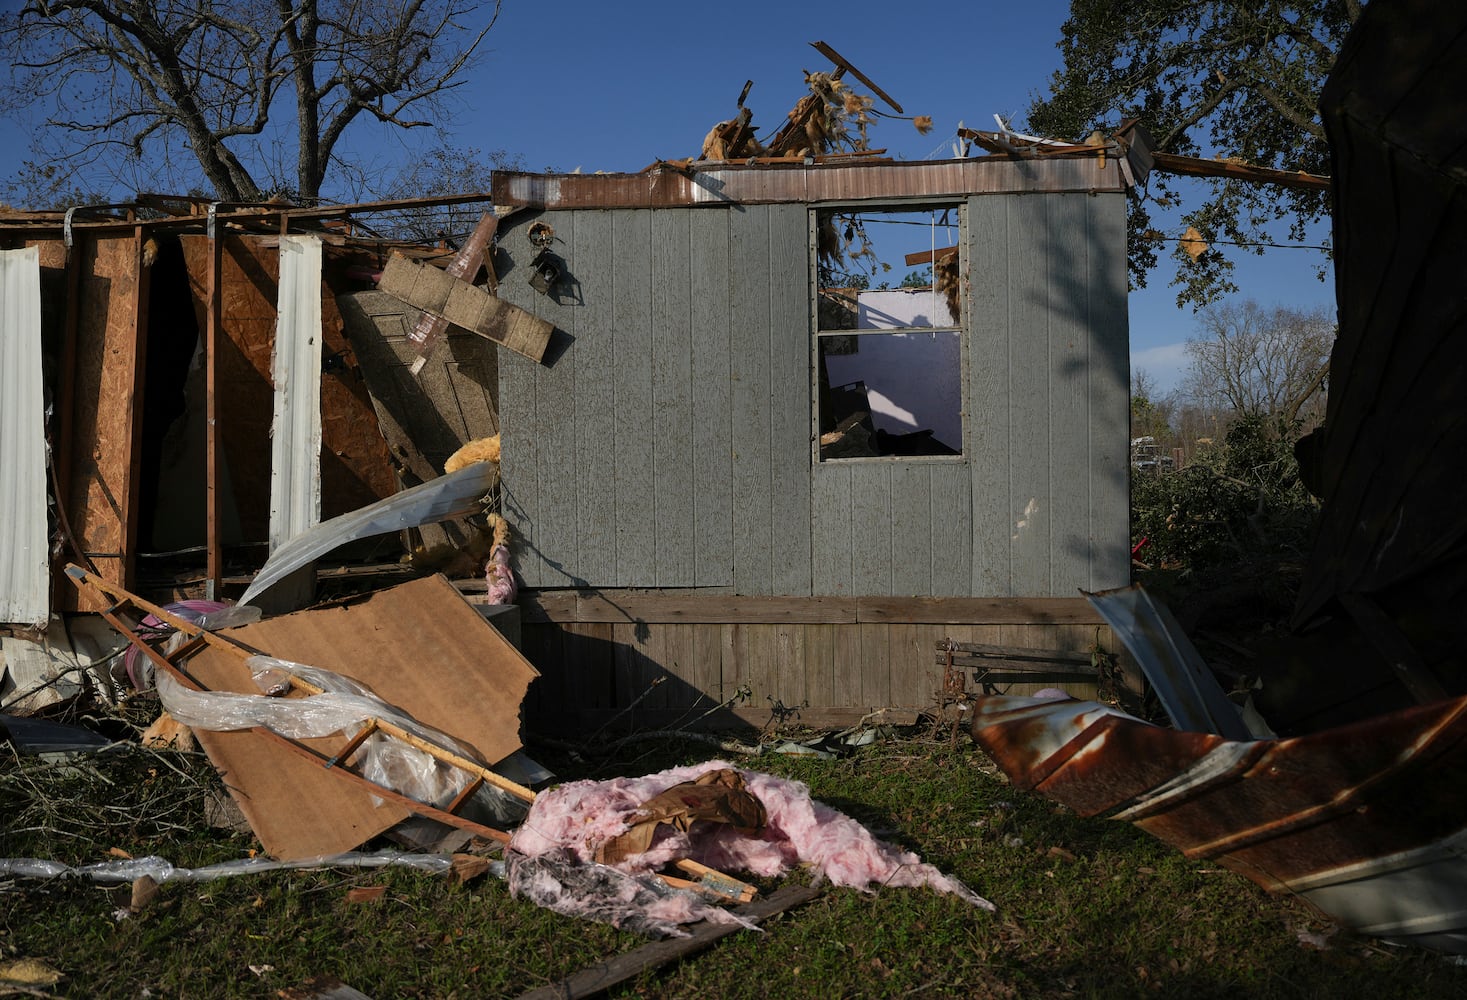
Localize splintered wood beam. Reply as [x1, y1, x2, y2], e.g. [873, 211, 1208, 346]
[378, 252, 552, 364]
[1149, 151, 1330, 190]
[810, 40, 904, 113]
[905, 245, 959, 266]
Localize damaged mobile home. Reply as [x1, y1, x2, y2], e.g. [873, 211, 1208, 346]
[1, 43, 1138, 734]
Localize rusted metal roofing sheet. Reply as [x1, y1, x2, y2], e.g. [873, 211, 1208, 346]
[492, 155, 1122, 210]
[970, 692, 1467, 953]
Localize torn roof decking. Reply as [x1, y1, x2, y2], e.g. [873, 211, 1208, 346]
[492, 155, 1124, 211]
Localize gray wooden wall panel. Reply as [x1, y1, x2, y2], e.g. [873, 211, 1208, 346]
[689, 211, 734, 587]
[530, 212, 582, 586]
[968, 194, 1013, 595]
[767, 204, 814, 595]
[850, 464, 893, 594]
[571, 211, 617, 586]
[929, 464, 972, 596]
[496, 229, 544, 584]
[890, 465, 932, 595]
[611, 209, 656, 586]
[811, 464, 853, 594]
[1048, 194, 1094, 591]
[1086, 194, 1132, 590]
[651, 211, 696, 586]
[729, 206, 775, 594]
[1008, 194, 1054, 596]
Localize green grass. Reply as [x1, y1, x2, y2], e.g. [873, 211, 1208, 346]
[3, 729, 1465, 999]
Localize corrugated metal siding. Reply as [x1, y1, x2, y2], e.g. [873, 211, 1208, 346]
[0, 247, 49, 624]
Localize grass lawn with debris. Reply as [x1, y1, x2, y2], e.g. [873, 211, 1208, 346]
[3, 722, 1465, 999]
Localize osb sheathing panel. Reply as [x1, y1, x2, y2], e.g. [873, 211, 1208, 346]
[65, 235, 141, 611]
[178, 234, 398, 544]
[186, 574, 539, 860]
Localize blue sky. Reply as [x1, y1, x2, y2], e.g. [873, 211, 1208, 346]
[0, 0, 1336, 394]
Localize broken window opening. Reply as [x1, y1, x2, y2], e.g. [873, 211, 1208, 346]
[814, 206, 964, 462]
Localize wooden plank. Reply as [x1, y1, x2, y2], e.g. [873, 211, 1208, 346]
[515, 589, 1106, 624]
[568, 210, 616, 587]
[729, 205, 774, 595]
[930, 463, 972, 596]
[204, 228, 224, 596]
[804, 623, 835, 708]
[967, 194, 1011, 596]
[857, 596, 1104, 624]
[651, 211, 696, 586]
[1048, 194, 1091, 593]
[767, 204, 813, 596]
[659, 623, 698, 709]
[612, 209, 656, 586]
[832, 620, 862, 708]
[690, 623, 726, 712]
[850, 464, 892, 594]
[939, 640, 1096, 667]
[690, 209, 734, 587]
[890, 465, 931, 596]
[1008, 194, 1052, 596]
[377, 253, 551, 363]
[773, 622, 807, 711]
[811, 464, 853, 595]
[888, 622, 923, 709]
[515, 885, 821, 1000]
[859, 622, 891, 709]
[1086, 193, 1133, 591]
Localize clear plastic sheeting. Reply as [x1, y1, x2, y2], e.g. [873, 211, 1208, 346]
[0, 850, 455, 886]
[505, 850, 756, 939]
[238, 461, 498, 608]
[154, 654, 527, 827]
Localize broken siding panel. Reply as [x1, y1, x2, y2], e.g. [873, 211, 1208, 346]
[572, 210, 618, 587]
[689, 209, 734, 587]
[612, 209, 657, 586]
[1008, 194, 1053, 596]
[1087, 193, 1132, 590]
[1048, 194, 1092, 591]
[0, 247, 48, 623]
[767, 204, 813, 596]
[811, 463, 853, 595]
[268, 235, 324, 551]
[530, 212, 581, 586]
[968, 194, 1012, 595]
[651, 211, 695, 586]
[729, 206, 775, 595]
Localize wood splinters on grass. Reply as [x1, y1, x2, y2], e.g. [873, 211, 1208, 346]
[346, 885, 387, 904]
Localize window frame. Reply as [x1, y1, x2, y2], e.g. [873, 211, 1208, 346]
[809, 201, 968, 465]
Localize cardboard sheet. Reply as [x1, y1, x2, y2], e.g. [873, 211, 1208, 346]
[186, 574, 539, 859]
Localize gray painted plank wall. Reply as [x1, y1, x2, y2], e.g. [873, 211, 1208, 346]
[498, 191, 1128, 598]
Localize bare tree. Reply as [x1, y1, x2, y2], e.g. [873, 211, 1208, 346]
[1183, 300, 1333, 425]
[0, 1, 500, 205]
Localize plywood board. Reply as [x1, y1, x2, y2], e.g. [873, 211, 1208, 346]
[186, 574, 539, 860]
[377, 253, 551, 362]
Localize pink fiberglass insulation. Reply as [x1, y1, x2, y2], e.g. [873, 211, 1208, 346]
[510, 760, 994, 921]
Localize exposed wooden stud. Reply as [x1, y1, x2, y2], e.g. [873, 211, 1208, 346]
[809, 40, 905, 113]
[204, 216, 224, 599]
